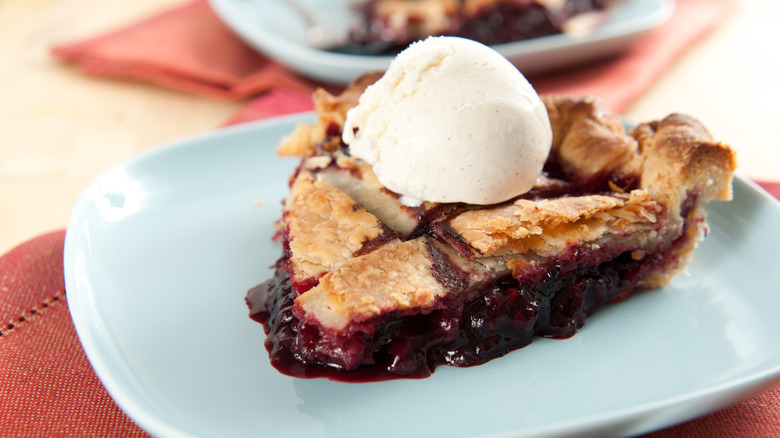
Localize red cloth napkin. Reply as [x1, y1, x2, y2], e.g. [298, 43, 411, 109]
[51, 0, 318, 100]
[4, 0, 774, 436]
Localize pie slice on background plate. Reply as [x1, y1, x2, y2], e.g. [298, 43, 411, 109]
[343, 0, 618, 54]
[246, 72, 736, 382]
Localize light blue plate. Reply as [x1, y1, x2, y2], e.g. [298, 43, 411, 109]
[64, 114, 780, 438]
[208, 0, 674, 83]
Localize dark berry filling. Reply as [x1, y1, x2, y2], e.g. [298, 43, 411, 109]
[459, 3, 560, 47]
[247, 238, 677, 382]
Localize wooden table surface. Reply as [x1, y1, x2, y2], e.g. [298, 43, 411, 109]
[1, 0, 778, 255]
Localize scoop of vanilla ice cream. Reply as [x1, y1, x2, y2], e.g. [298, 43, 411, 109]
[342, 36, 552, 205]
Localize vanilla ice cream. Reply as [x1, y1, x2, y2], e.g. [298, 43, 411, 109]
[342, 36, 552, 205]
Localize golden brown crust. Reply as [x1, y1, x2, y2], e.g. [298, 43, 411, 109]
[278, 73, 383, 157]
[449, 192, 663, 258]
[443, 97, 736, 260]
[295, 237, 446, 330]
[376, 0, 459, 37]
[285, 170, 388, 283]
[317, 156, 423, 236]
[542, 94, 639, 178]
[633, 113, 737, 205]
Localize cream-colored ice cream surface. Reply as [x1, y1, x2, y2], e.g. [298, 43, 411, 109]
[342, 36, 552, 205]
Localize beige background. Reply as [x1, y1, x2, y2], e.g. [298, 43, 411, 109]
[1, 0, 778, 255]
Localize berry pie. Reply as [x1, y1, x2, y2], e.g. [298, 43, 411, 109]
[247, 73, 737, 382]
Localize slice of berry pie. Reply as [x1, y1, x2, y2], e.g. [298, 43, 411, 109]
[246, 70, 736, 382]
[340, 0, 617, 54]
